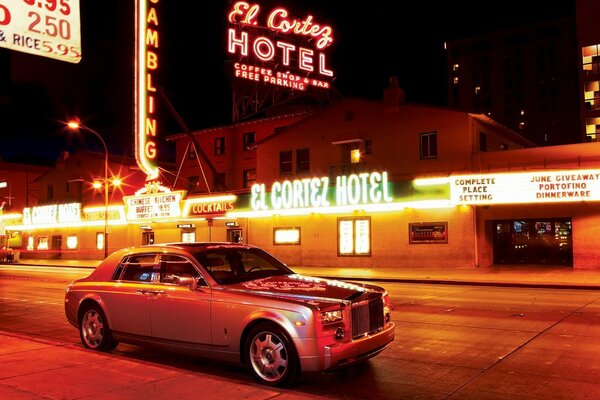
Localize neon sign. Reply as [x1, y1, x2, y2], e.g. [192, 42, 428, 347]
[449, 169, 600, 205]
[23, 203, 81, 225]
[183, 195, 237, 217]
[135, 0, 160, 181]
[251, 172, 393, 211]
[227, 1, 334, 91]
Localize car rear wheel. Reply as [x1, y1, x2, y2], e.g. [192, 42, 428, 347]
[245, 322, 299, 386]
[79, 305, 117, 351]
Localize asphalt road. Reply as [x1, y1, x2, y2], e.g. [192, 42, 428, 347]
[1, 265, 600, 399]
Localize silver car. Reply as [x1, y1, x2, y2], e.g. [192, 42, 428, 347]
[64, 242, 395, 386]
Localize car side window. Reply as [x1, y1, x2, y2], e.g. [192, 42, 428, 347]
[159, 254, 200, 284]
[115, 254, 160, 282]
[198, 252, 234, 282]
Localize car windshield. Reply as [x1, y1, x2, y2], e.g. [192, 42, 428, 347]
[193, 247, 293, 285]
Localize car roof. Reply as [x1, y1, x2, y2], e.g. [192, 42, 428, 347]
[143, 242, 259, 252]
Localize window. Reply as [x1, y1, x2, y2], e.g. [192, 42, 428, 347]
[214, 172, 226, 191]
[350, 149, 361, 164]
[273, 227, 301, 245]
[243, 169, 256, 189]
[160, 254, 200, 284]
[420, 132, 438, 159]
[364, 139, 372, 155]
[67, 235, 78, 250]
[296, 148, 310, 173]
[582, 44, 600, 74]
[584, 80, 600, 111]
[243, 131, 256, 151]
[188, 145, 197, 160]
[188, 176, 199, 192]
[47, 185, 54, 201]
[479, 132, 488, 152]
[116, 254, 159, 282]
[338, 217, 371, 256]
[37, 236, 49, 250]
[96, 232, 105, 250]
[280, 150, 293, 175]
[214, 137, 225, 155]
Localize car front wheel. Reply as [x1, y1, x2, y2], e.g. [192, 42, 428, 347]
[79, 305, 117, 351]
[245, 322, 299, 386]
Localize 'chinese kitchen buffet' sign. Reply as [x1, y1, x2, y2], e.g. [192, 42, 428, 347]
[0, 0, 81, 63]
[251, 171, 393, 211]
[451, 169, 600, 205]
[227, 1, 334, 91]
[125, 191, 183, 220]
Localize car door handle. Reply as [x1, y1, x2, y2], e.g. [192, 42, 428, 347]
[136, 289, 165, 295]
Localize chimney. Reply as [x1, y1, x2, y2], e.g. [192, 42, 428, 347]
[383, 76, 405, 113]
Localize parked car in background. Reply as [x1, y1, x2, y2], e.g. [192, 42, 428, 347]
[64, 242, 395, 386]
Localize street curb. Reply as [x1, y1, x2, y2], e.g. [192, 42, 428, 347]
[300, 276, 600, 291]
[6, 262, 600, 291]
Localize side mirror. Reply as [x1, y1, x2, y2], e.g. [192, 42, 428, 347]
[176, 276, 206, 291]
[176, 276, 196, 290]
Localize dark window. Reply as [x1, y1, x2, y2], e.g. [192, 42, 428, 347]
[214, 173, 226, 191]
[47, 184, 54, 201]
[479, 132, 488, 152]
[243, 169, 256, 189]
[420, 132, 438, 159]
[214, 137, 225, 156]
[243, 131, 256, 151]
[280, 150, 293, 175]
[187, 176, 199, 192]
[188, 145, 197, 160]
[364, 139, 372, 155]
[296, 148, 310, 173]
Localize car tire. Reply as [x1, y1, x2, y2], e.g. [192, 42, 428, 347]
[245, 322, 299, 386]
[79, 304, 117, 352]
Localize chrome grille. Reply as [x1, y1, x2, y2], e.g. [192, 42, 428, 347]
[351, 296, 384, 339]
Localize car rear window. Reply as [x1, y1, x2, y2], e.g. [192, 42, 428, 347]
[114, 254, 160, 282]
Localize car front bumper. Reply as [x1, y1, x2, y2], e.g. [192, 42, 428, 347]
[298, 322, 395, 372]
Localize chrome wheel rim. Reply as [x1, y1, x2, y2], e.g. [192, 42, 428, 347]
[249, 330, 288, 382]
[81, 310, 104, 349]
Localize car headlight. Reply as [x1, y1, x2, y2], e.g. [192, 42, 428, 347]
[321, 309, 343, 324]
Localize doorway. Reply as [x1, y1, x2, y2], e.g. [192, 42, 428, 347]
[493, 218, 572, 265]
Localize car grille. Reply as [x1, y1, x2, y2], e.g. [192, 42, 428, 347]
[351, 295, 384, 339]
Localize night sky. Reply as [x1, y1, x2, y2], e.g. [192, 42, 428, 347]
[1, 0, 575, 164]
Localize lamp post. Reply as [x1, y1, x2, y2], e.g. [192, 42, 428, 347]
[67, 118, 109, 258]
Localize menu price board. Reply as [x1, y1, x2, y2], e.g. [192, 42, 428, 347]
[0, 0, 81, 63]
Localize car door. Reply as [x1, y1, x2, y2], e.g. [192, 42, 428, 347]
[102, 253, 159, 337]
[149, 254, 212, 345]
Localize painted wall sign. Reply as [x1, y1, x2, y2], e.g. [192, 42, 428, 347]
[135, 0, 160, 181]
[227, 1, 334, 91]
[251, 171, 393, 211]
[0, 0, 81, 63]
[125, 191, 183, 220]
[23, 203, 81, 225]
[450, 169, 600, 205]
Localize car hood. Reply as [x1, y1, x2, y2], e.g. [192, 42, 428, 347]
[225, 274, 382, 307]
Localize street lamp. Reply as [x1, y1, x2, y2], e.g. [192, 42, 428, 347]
[67, 118, 109, 258]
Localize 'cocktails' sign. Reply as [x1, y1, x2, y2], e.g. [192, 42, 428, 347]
[227, 1, 334, 91]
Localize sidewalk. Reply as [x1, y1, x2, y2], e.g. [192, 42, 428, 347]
[8, 258, 600, 290]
